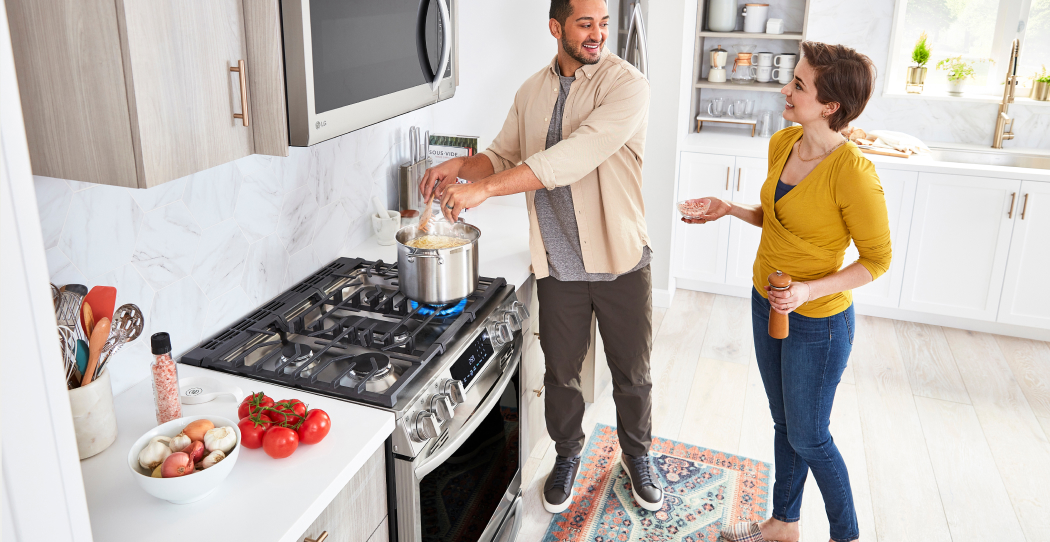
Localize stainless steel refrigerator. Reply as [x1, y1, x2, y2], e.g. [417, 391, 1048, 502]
[616, 0, 649, 78]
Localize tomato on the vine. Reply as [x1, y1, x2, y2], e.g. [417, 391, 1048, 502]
[263, 426, 299, 458]
[297, 409, 331, 445]
[238, 414, 273, 449]
[269, 399, 306, 426]
[238, 392, 274, 419]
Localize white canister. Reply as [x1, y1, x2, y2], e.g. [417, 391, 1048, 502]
[69, 368, 118, 460]
[742, 3, 770, 33]
[707, 0, 736, 32]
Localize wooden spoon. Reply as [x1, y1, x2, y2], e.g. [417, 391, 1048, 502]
[82, 301, 95, 339]
[81, 317, 111, 387]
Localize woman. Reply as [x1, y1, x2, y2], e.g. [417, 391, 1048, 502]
[685, 42, 889, 542]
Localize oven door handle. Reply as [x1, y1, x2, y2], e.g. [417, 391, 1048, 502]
[414, 344, 520, 480]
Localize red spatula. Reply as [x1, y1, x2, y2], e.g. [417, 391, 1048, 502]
[80, 286, 116, 334]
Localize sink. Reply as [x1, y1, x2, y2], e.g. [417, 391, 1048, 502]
[927, 148, 1050, 170]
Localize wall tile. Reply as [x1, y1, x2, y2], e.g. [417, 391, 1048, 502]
[90, 263, 156, 321]
[277, 185, 318, 256]
[312, 202, 351, 266]
[191, 219, 249, 299]
[34, 176, 71, 250]
[46, 246, 88, 287]
[151, 277, 209, 357]
[203, 287, 254, 333]
[234, 171, 283, 243]
[59, 185, 142, 280]
[183, 162, 242, 229]
[129, 177, 187, 212]
[65, 180, 94, 192]
[284, 244, 321, 290]
[241, 233, 289, 305]
[132, 201, 202, 290]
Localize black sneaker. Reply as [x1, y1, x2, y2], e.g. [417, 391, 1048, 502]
[542, 455, 581, 513]
[621, 453, 664, 511]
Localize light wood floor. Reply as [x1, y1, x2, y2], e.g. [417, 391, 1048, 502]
[519, 290, 1050, 542]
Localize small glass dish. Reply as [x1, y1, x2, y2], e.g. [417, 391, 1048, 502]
[677, 199, 708, 219]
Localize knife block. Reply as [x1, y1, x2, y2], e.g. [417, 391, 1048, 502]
[398, 158, 430, 223]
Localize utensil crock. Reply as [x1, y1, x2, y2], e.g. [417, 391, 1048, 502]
[69, 368, 118, 459]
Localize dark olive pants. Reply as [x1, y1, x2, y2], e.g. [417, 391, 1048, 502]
[537, 266, 654, 457]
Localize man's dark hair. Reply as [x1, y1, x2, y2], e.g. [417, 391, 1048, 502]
[550, 0, 573, 26]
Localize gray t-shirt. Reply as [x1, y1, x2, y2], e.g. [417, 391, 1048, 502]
[533, 72, 651, 282]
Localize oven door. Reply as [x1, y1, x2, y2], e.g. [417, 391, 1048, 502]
[395, 344, 521, 542]
[283, 0, 457, 146]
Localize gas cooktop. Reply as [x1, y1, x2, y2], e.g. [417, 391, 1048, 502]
[180, 257, 506, 408]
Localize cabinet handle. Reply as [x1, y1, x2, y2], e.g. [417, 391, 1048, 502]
[230, 60, 249, 127]
[1020, 193, 1029, 220]
[736, 168, 743, 191]
[725, 167, 730, 190]
[1007, 192, 1016, 218]
[534, 385, 544, 397]
[304, 532, 328, 542]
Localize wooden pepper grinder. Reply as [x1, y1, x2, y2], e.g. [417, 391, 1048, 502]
[768, 270, 792, 339]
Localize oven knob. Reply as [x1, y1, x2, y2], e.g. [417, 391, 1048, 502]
[412, 411, 441, 442]
[512, 300, 530, 320]
[430, 393, 455, 423]
[443, 379, 466, 405]
[503, 310, 522, 331]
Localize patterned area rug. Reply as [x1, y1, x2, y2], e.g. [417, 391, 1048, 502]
[542, 424, 771, 542]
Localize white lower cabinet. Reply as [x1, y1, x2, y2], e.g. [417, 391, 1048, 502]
[899, 173, 1019, 321]
[673, 152, 735, 283]
[725, 157, 767, 288]
[997, 181, 1050, 327]
[843, 168, 918, 307]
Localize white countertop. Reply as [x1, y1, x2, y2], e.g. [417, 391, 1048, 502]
[80, 364, 395, 542]
[351, 202, 534, 288]
[681, 126, 1050, 182]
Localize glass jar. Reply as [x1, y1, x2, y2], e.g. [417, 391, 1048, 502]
[150, 332, 182, 425]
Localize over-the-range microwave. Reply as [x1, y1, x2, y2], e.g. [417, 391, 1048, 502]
[282, 0, 458, 146]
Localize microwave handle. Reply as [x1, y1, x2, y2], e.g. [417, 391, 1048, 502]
[432, 0, 451, 91]
[415, 0, 452, 92]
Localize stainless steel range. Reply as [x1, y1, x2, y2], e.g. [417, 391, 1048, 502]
[180, 257, 525, 542]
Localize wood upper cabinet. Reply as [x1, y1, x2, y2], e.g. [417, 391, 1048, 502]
[6, 0, 288, 189]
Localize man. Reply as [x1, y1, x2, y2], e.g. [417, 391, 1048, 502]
[419, 0, 660, 514]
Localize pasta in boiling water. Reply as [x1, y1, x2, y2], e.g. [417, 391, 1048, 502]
[404, 235, 470, 250]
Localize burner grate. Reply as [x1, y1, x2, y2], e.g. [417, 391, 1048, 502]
[180, 257, 507, 408]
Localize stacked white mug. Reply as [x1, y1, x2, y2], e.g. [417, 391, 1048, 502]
[772, 53, 797, 84]
[754, 52, 773, 83]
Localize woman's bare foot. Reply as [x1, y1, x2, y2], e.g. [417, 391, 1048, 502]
[758, 518, 800, 542]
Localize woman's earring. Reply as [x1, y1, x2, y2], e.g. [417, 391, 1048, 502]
[822, 111, 828, 119]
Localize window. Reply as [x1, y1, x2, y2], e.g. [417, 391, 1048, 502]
[889, 0, 1049, 96]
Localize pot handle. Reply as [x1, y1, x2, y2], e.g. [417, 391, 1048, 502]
[407, 249, 444, 264]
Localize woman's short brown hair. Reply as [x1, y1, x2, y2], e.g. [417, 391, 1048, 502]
[800, 41, 877, 132]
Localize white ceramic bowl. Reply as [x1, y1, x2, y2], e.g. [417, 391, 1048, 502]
[126, 415, 240, 504]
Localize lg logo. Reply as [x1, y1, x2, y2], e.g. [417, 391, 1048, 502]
[315, 120, 327, 130]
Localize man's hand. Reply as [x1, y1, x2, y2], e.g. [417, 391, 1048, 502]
[439, 181, 491, 222]
[419, 157, 465, 201]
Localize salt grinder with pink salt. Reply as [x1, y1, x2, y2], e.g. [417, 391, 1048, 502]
[150, 332, 182, 425]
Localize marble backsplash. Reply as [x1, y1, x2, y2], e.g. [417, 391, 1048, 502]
[38, 108, 433, 396]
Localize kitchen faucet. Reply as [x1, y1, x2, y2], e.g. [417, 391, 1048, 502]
[992, 39, 1020, 149]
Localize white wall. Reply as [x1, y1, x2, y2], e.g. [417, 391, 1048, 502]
[33, 0, 554, 397]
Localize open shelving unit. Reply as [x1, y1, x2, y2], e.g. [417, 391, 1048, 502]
[689, 0, 812, 134]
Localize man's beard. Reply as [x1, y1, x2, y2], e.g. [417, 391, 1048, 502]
[561, 34, 602, 66]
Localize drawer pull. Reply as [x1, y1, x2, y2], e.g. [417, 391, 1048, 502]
[1007, 192, 1016, 218]
[304, 532, 328, 542]
[534, 385, 544, 397]
[1020, 193, 1029, 220]
[230, 60, 249, 127]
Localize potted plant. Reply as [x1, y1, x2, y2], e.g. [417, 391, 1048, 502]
[936, 56, 991, 96]
[1035, 65, 1050, 101]
[906, 32, 930, 93]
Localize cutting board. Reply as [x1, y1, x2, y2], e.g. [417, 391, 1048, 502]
[859, 145, 911, 158]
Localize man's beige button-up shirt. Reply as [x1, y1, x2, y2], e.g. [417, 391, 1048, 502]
[480, 48, 651, 279]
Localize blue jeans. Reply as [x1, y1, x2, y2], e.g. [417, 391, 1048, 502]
[751, 288, 858, 542]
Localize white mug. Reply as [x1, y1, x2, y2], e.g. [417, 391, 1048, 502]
[774, 54, 797, 68]
[754, 52, 774, 67]
[755, 65, 773, 82]
[772, 67, 795, 84]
